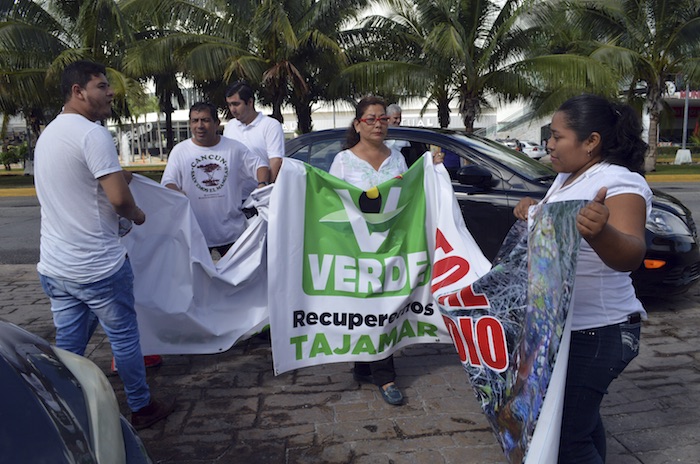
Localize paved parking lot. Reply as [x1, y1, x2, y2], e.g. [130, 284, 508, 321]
[1, 264, 698, 463]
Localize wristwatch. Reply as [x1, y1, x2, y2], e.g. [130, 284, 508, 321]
[258, 181, 270, 186]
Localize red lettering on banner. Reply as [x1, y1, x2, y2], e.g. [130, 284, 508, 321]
[443, 315, 509, 372]
[438, 284, 489, 309]
[475, 317, 508, 371]
[459, 317, 481, 366]
[431, 229, 470, 293]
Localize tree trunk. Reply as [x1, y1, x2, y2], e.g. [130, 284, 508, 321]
[162, 94, 175, 152]
[129, 120, 137, 163]
[644, 83, 663, 173]
[156, 116, 164, 160]
[271, 92, 285, 124]
[437, 100, 451, 128]
[291, 95, 313, 134]
[460, 97, 479, 134]
[645, 114, 659, 173]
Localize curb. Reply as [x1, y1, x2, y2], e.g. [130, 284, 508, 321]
[1, 176, 698, 198]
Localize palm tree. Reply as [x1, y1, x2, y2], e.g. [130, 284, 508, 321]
[124, 0, 368, 133]
[0, 0, 147, 137]
[567, 0, 700, 171]
[342, 0, 619, 131]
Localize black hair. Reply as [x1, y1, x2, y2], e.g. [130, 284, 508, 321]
[225, 81, 255, 103]
[557, 94, 647, 174]
[189, 102, 219, 121]
[344, 96, 387, 148]
[61, 60, 107, 103]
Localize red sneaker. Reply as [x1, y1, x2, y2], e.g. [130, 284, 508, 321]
[111, 355, 163, 372]
[144, 355, 163, 368]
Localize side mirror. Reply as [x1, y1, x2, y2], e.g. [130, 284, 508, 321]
[457, 165, 493, 188]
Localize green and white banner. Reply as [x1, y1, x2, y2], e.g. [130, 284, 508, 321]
[269, 156, 491, 374]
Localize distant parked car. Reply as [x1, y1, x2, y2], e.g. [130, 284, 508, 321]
[495, 138, 520, 150]
[520, 141, 547, 159]
[0, 320, 152, 464]
[286, 127, 700, 296]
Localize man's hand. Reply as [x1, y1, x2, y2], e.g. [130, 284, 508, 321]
[133, 207, 146, 225]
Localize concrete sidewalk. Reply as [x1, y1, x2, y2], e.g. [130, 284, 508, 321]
[1, 264, 699, 464]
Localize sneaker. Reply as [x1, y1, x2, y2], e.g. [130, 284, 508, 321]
[131, 397, 176, 430]
[111, 355, 163, 372]
[379, 383, 404, 406]
[144, 355, 163, 368]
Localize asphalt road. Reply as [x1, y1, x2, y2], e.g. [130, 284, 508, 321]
[1, 182, 699, 265]
[0, 196, 40, 264]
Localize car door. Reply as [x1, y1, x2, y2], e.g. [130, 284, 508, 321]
[386, 130, 519, 261]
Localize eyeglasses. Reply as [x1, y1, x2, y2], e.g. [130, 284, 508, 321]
[358, 116, 390, 125]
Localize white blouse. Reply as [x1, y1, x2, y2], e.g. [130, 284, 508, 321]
[540, 162, 652, 330]
[329, 148, 408, 190]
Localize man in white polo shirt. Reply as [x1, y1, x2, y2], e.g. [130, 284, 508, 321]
[223, 81, 284, 199]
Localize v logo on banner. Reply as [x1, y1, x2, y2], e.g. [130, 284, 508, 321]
[329, 187, 403, 253]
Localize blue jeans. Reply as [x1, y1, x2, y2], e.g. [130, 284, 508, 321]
[559, 319, 641, 463]
[39, 259, 151, 412]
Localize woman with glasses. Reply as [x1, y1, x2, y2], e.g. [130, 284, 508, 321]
[329, 96, 407, 406]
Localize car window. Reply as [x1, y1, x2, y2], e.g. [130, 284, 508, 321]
[289, 139, 343, 172]
[455, 134, 555, 181]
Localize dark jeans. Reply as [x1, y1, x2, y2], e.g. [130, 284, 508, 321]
[559, 318, 641, 463]
[355, 355, 396, 386]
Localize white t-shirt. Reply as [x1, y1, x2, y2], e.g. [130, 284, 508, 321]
[35, 114, 126, 283]
[385, 139, 410, 150]
[329, 148, 408, 190]
[540, 162, 652, 330]
[223, 112, 284, 198]
[161, 137, 266, 247]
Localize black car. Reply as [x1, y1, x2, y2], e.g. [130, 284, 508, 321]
[285, 127, 700, 296]
[0, 320, 152, 464]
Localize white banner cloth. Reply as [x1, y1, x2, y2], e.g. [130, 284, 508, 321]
[123, 176, 271, 354]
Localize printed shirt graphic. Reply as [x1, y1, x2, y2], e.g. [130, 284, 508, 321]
[161, 137, 261, 246]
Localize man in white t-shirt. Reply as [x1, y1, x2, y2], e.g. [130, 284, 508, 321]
[162, 102, 270, 257]
[223, 82, 284, 198]
[34, 60, 174, 430]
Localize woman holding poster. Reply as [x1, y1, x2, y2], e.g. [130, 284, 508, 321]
[329, 96, 408, 406]
[514, 94, 651, 463]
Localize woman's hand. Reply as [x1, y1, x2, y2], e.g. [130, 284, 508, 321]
[579, 187, 647, 272]
[576, 187, 609, 240]
[513, 197, 537, 221]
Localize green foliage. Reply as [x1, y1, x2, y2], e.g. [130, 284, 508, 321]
[0, 142, 28, 170]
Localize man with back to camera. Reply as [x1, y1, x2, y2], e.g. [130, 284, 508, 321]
[161, 102, 270, 257]
[34, 60, 174, 430]
[223, 81, 284, 199]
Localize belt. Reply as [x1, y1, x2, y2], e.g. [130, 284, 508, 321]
[627, 313, 641, 324]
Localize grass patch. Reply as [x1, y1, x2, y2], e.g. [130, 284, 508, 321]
[653, 163, 700, 175]
[2, 159, 698, 190]
[0, 166, 164, 188]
